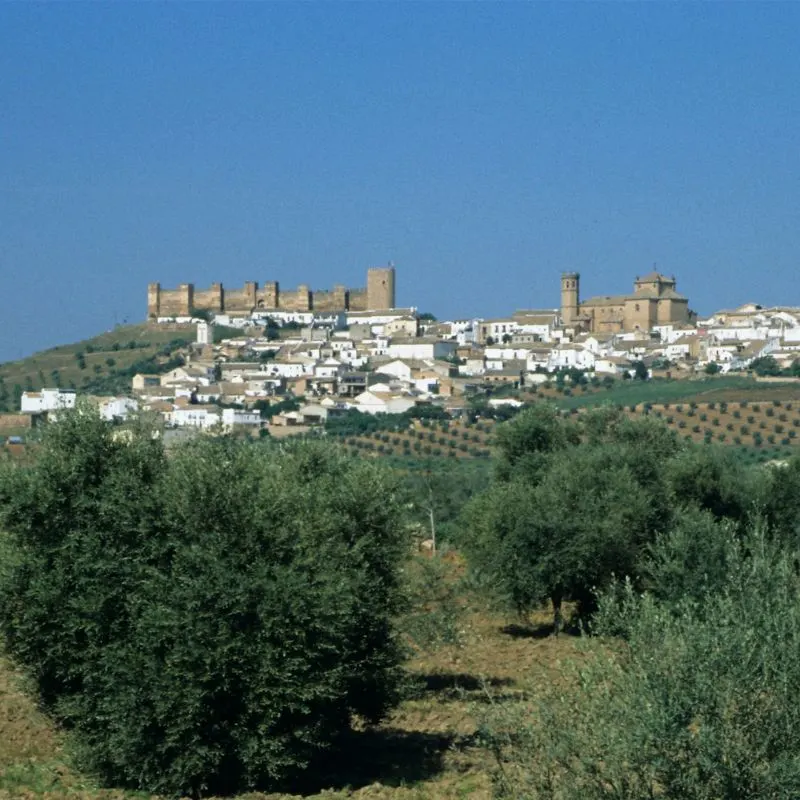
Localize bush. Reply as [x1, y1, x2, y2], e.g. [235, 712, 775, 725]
[0, 412, 408, 796]
[486, 524, 800, 799]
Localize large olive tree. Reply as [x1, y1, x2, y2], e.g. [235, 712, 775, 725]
[0, 410, 408, 796]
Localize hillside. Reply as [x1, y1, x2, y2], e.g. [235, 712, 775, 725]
[0, 323, 195, 411]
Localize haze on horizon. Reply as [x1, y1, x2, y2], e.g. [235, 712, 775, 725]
[1, 2, 799, 363]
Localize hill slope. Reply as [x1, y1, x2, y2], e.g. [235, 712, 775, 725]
[0, 323, 195, 411]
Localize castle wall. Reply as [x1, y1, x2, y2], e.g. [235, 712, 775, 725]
[256, 282, 279, 310]
[348, 288, 368, 312]
[280, 285, 312, 312]
[312, 285, 348, 313]
[224, 281, 258, 313]
[154, 284, 194, 317]
[149, 267, 396, 318]
[193, 283, 224, 313]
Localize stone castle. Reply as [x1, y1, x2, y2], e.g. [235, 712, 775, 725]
[148, 266, 395, 318]
[560, 271, 692, 333]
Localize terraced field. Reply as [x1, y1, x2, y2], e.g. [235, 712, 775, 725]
[332, 418, 495, 460]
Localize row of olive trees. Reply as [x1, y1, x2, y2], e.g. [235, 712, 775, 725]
[462, 404, 800, 798]
[461, 403, 800, 630]
[0, 410, 410, 796]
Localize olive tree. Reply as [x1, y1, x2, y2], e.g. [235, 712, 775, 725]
[0, 410, 408, 796]
[486, 522, 800, 799]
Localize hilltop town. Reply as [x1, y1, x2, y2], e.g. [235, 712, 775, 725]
[4, 264, 800, 437]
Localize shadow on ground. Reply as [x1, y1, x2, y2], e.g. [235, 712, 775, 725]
[501, 621, 581, 640]
[294, 727, 469, 794]
[410, 672, 519, 705]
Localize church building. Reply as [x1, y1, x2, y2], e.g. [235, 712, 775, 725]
[560, 271, 692, 333]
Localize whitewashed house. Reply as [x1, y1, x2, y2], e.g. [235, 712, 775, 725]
[547, 344, 596, 371]
[221, 408, 261, 430]
[354, 390, 417, 416]
[169, 406, 221, 429]
[98, 397, 138, 421]
[20, 388, 77, 414]
[386, 338, 457, 360]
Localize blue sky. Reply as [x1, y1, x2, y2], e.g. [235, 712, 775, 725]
[1, 2, 799, 362]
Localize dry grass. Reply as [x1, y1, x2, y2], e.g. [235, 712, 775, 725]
[0, 602, 597, 800]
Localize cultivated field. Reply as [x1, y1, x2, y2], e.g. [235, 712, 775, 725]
[337, 378, 800, 462]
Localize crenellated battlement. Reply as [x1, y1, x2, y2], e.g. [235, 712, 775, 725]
[148, 267, 396, 318]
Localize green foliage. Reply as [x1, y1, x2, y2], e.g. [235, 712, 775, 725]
[464, 408, 677, 626]
[211, 324, 242, 344]
[665, 445, 759, 523]
[399, 552, 464, 651]
[750, 355, 782, 376]
[492, 403, 580, 482]
[0, 411, 408, 796]
[488, 523, 800, 799]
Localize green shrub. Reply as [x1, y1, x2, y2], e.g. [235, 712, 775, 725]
[0, 412, 407, 796]
[486, 524, 800, 799]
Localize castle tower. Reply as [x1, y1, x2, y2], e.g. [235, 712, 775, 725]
[147, 282, 161, 318]
[366, 265, 396, 310]
[560, 272, 580, 326]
